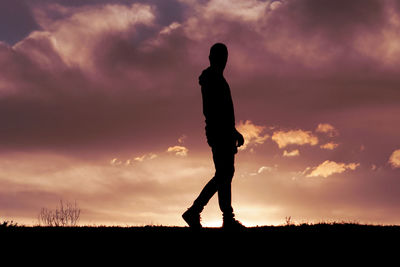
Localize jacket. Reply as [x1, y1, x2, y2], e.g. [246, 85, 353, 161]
[199, 67, 238, 151]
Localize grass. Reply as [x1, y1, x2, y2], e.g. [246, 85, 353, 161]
[2, 220, 400, 234]
[2, 220, 399, 258]
[3, 218, 400, 242]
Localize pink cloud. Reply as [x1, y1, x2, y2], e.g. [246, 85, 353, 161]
[18, 3, 155, 71]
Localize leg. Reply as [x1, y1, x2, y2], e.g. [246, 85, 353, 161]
[190, 147, 234, 213]
[213, 147, 245, 229]
[183, 146, 237, 229]
[212, 147, 235, 218]
[182, 149, 219, 228]
[191, 175, 218, 213]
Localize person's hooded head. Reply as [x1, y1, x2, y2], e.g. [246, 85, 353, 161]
[209, 43, 228, 72]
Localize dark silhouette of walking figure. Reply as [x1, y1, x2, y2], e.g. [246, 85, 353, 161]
[182, 43, 245, 230]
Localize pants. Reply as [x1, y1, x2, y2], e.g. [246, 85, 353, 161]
[192, 146, 235, 217]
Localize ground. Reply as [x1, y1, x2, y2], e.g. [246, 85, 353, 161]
[2, 223, 398, 262]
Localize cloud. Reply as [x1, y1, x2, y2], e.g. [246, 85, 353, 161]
[236, 120, 269, 150]
[249, 165, 277, 176]
[177, 134, 187, 144]
[283, 149, 300, 157]
[110, 158, 122, 166]
[110, 153, 158, 166]
[26, 3, 155, 70]
[1, 0, 400, 227]
[167, 145, 188, 156]
[201, 0, 269, 22]
[388, 149, 400, 168]
[1, 0, 399, 156]
[258, 166, 274, 174]
[306, 160, 360, 178]
[0, 1, 197, 153]
[320, 142, 339, 150]
[0, 151, 211, 226]
[272, 129, 318, 148]
[371, 164, 378, 171]
[134, 153, 158, 163]
[315, 123, 339, 137]
[160, 21, 181, 35]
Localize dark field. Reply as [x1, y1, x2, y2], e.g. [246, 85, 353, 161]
[3, 222, 400, 235]
[2, 223, 398, 262]
[3, 222, 400, 241]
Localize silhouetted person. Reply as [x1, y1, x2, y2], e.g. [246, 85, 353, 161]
[182, 43, 245, 230]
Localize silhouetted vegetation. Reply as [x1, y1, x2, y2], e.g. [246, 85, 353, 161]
[0, 219, 18, 228]
[38, 200, 80, 226]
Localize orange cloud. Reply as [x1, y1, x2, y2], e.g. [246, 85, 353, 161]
[306, 160, 360, 178]
[134, 153, 158, 162]
[236, 120, 269, 150]
[110, 158, 122, 166]
[111, 153, 158, 166]
[167, 145, 188, 156]
[320, 142, 339, 150]
[283, 149, 300, 157]
[389, 149, 400, 168]
[272, 129, 318, 148]
[315, 123, 338, 137]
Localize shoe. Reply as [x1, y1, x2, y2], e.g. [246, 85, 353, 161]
[182, 208, 202, 229]
[222, 218, 246, 230]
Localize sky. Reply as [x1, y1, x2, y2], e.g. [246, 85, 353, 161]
[0, 0, 400, 227]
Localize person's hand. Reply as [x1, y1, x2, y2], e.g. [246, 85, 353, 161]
[236, 131, 244, 147]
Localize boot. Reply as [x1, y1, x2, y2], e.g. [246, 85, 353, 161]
[222, 213, 246, 230]
[182, 207, 202, 229]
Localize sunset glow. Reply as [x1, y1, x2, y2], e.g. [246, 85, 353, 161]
[1, 0, 400, 227]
